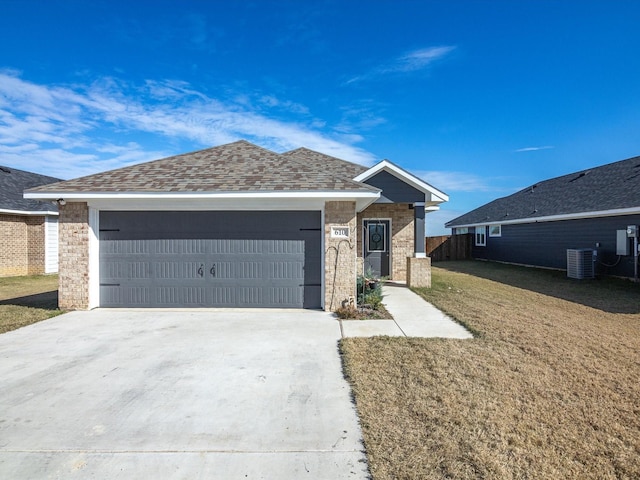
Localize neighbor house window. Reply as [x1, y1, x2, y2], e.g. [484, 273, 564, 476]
[455, 227, 469, 234]
[489, 224, 502, 237]
[475, 226, 486, 246]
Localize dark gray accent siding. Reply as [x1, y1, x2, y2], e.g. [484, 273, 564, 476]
[363, 170, 425, 203]
[471, 214, 640, 278]
[99, 211, 321, 308]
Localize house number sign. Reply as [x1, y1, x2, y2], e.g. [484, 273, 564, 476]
[331, 226, 350, 238]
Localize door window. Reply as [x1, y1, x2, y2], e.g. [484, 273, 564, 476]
[367, 223, 387, 252]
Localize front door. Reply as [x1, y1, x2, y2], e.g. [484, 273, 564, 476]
[363, 219, 390, 278]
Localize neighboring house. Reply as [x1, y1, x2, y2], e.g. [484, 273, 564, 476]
[446, 155, 640, 278]
[0, 166, 61, 277]
[25, 140, 448, 311]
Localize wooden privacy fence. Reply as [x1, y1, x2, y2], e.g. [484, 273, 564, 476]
[425, 234, 473, 261]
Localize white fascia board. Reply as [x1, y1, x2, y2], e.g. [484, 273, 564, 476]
[447, 206, 640, 228]
[353, 160, 450, 203]
[23, 191, 380, 212]
[0, 208, 59, 216]
[24, 191, 379, 201]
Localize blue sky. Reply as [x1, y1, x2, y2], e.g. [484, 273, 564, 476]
[1, 1, 640, 234]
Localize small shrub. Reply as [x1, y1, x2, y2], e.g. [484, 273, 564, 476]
[357, 274, 384, 309]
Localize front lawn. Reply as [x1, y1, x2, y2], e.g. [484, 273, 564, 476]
[0, 275, 61, 333]
[341, 261, 640, 479]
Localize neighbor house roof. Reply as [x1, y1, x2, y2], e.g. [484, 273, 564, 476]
[446, 155, 640, 227]
[0, 165, 60, 215]
[26, 140, 379, 195]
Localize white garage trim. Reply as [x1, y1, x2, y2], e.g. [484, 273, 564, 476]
[88, 207, 100, 309]
[44, 216, 59, 274]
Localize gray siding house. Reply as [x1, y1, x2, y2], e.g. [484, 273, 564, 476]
[446, 155, 640, 278]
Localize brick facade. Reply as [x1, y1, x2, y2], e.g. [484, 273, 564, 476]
[58, 203, 90, 310]
[357, 203, 414, 281]
[0, 214, 46, 277]
[324, 201, 357, 311]
[407, 256, 432, 288]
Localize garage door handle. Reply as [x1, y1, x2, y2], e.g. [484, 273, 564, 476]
[210, 265, 216, 277]
[197, 264, 204, 277]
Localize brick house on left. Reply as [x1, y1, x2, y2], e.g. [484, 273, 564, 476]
[25, 141, 448, 311]
[1, 165, 61, 277]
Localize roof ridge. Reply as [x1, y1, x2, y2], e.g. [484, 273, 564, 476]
[25, 140, 381, 195]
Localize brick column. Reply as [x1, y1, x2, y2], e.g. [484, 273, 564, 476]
[324, 201, 357, 311]
[58, 203, 90, 310]
[407, 256, 432, 288]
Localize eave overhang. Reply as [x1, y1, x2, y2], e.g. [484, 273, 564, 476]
[446, 206, 640, 228]
[24, 190, 381, 212]
[0, 208, 58, 216]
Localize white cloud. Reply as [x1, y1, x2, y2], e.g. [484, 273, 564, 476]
[515, 145, 554, 152]
[346, 45, 456, 84]
[0, 72, 377, 178]
[388, 46, 457, 73]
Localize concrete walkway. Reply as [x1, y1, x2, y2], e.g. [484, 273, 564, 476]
[340, 282, 473, 339]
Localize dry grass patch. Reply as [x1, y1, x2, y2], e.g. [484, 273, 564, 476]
[0, 275, 61, 333]
[341, 261, 640, 479]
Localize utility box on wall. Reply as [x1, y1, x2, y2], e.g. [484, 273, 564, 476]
[617, 230, 630, 256]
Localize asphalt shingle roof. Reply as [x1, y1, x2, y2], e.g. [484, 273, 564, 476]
[0, 165, 61, 213]
[282, 147, 369, 179]
[447, 155, 640, 227]
[27, 140, 378, 195]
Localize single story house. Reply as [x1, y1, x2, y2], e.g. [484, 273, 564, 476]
[0, 165, 60, 277]
[25, 140, 448, 310]
[445, 155, 640, 278]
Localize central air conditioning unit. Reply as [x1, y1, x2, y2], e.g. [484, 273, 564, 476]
[566, 248, 595, 279]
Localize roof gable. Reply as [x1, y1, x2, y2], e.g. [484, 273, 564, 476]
[363, 170, 425, 203]
[446, 155, 640, 227]
[354, 159, 449, 205]
[0, 165, 60, 214]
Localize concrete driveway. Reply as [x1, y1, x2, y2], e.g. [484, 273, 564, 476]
[0, 309, 368, 479]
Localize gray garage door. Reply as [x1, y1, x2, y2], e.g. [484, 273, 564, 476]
[99, 211, 322, 308]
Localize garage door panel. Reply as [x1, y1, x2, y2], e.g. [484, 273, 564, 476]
[99, 211, 321, 308]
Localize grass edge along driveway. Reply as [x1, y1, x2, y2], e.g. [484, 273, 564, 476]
[0, 274, 61, 334]
[341, 261, 640, 480]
